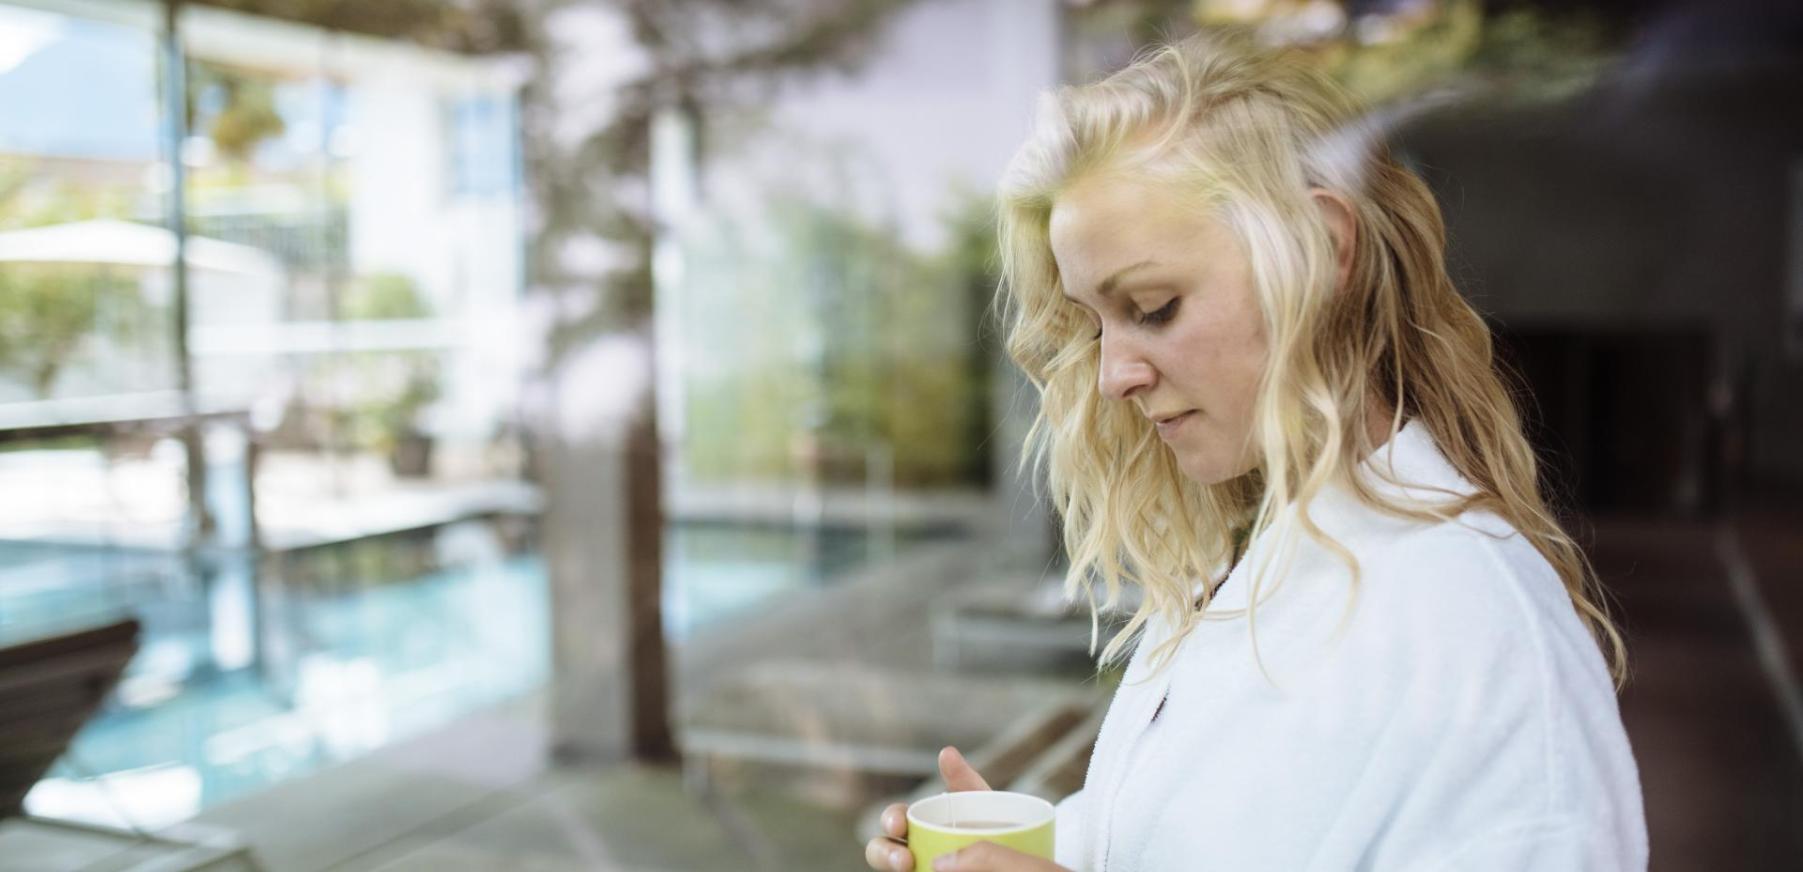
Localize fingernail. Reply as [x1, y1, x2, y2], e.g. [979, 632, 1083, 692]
[890, 848, 910, 871]
[934, 853, 956, 871]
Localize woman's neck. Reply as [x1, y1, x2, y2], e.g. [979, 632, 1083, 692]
[1361, 402, 1400, 461]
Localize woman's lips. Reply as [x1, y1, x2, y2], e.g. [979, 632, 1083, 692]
[1155, 410, 1196, 439]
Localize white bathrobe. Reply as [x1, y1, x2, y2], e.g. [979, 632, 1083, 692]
[1053, 420, 1647, 871]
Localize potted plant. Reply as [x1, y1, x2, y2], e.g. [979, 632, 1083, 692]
[340, 272, 442, 478]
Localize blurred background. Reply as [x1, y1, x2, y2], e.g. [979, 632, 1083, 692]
[0, 0, 1797, 869]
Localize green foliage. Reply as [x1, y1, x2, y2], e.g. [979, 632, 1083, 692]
[1464, 6, 1622, 102]
[0, 265, 144, 397]
[1309, 2, 1625, 107]
[328, 273, 440, 454]
[190, 64, 287, 163]
[1310, 0, 1487, 105]
[342, 272, 434, 320]
[330, 351, 442, 455]
[677, 191, 996, 489]
[0, 434, 98, 453]
[1075, 0, 1627, 106]
[0, 158, 136, 231]
[1304, 0, 1621, 106]
[0, 159, 158, 399]
[931, 191, 1003, 485]
[522, 0, 918, 360]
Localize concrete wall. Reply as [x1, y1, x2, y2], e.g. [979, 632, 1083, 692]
[1399, 56, 1803, 494]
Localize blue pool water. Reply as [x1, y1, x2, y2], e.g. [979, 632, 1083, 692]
[2, 517, 951, 825]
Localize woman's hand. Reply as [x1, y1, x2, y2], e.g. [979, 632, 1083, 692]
[863, 746, 992, 871]
[928, 842, 1072, 870]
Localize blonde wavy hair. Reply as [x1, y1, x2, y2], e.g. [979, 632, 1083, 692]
[995, 30, 1629, 691]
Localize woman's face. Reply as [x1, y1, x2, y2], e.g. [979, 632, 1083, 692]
[1049, 173, 1268, 486]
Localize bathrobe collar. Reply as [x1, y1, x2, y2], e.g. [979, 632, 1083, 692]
[1195, 417, 1478, 616]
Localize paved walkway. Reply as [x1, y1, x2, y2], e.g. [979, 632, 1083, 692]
[192, 693, 866, 872]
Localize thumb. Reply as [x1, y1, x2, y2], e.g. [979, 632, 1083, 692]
[939, 746, 991, 792]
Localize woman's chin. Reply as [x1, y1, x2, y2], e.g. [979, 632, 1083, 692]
[1178, 457, 1230, 487]
[1177, 451, 1257, 488]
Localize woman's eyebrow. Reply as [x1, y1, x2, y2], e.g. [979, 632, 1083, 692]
[1063, 259, 1159, 304]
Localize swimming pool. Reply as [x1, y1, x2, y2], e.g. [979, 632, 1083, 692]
[5, 517, 955, 827]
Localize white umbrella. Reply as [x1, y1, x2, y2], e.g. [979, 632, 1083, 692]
[0, 219, 284, 278]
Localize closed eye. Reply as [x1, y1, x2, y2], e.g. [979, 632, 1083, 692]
[1137, 298, 1179, 326]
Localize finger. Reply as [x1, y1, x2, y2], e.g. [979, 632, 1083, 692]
[935, 841, 1050, 871]
[864, 836, 913, 871]
[938, 746, 992, 792]
[882, 802, 909, 837]
[934, 840, 991, 871]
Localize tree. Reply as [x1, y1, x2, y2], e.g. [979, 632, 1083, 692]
[512, 0, 920, 768]
[0, 266, 141, 398]
[0, 162, 151, 399]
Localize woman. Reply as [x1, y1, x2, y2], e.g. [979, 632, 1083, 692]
[864, 29, 1646, 872]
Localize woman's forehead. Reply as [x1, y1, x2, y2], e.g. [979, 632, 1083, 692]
[1050, 179, 1232, 298]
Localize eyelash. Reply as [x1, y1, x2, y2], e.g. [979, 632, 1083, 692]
[1092, 299, 1180, 340]
[1138, 298, 1179, 326]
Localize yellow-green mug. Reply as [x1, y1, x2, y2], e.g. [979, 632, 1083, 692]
[906, 790, 1055, 872]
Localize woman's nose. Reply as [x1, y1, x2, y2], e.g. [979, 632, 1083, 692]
[1098, 336, 1155, 400]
